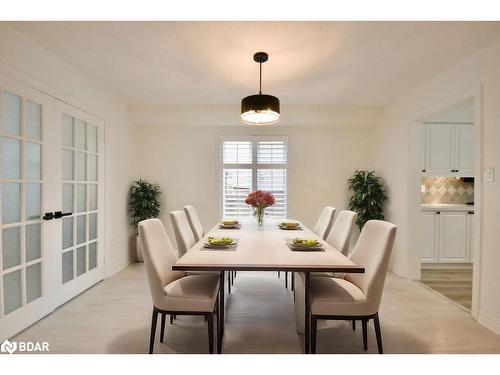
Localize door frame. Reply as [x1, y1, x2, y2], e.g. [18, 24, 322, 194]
[407, 85, 482, 319]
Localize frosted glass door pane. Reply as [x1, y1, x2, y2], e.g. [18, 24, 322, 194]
[62, 251, 74, 283]
[75, 119, 86, 150]
[62, 183, 73, 212]
[2, 227, 21, 270]
[25, 100, 42, 140]
[88, 154, 97, 181]
[1, 137, 21, 180]
[77, 184, 86, 212]
[3, 270, 22, 314]
[62, 149, 74, 181]
[24, 142, 41, 180]
[2, 91, 21, 136]
[77, 215, 86, 244]
[89, 184, 97, 211]
[89, 213, 97, 240]
[26, 262, 42, 303]
[87, 124, 97, 152]
[26, 223, 41, 262]
[2, 183, 21, 224]
[62, 217, 73, 249]
[76, 152, 86, 181]
[77, 246, 86, 276]
[63, 114, 74, 147]
[89, 242, 97, 270]
[25, 183, 41, 221]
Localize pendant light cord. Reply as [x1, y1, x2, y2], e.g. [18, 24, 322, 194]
[259, 61, 262, 95]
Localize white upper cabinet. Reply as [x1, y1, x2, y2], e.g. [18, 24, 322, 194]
[425, 124, 454, 174]
[423, 123, 474, 177]
[454, 125, 475, 176]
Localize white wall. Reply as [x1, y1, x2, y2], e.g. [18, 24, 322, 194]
[372, 40, 500, 333]
[0, 24, 138, 277]
[137, 125, 375, 244]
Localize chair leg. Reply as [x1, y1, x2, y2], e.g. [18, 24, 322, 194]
[285, 271, 288, 289]
[170, 314, 174, 324]
[149, 309, 158, 354]
[362, 319, 368, 351]
[278, 271, 280, 278]
[207, 313, 214, 354]
[291, 271, 295, 291]
[311, 316, 318, 354]
[352, 320, 356, 330]
[227, 271, 231, 294]
[160, 313, 166, 343]
[374, 315, 384, 354]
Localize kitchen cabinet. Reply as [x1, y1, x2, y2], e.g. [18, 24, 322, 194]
[420, 211, 439, 262]
[423, 123, 474, 177]
[454, 125, 475, 176]
[420, 209, 474, 263]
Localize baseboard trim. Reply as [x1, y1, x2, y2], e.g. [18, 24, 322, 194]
[478, 312, 500, 336]
[422, 263, 473, 270]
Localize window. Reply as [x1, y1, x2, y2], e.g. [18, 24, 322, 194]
[221, 136, 288, 219]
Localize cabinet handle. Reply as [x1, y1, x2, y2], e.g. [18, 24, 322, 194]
[468, 211, 474, 215]
[436, 211, 440, 215]
[422, 169, 426, 172]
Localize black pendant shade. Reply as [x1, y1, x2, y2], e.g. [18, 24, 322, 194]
[241, 52, 280, 125]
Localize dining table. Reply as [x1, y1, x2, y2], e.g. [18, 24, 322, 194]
[172, 218, 365, 354]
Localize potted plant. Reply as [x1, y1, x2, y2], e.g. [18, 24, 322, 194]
[128, 179, 161, 262]
[347, 170, 388, 230]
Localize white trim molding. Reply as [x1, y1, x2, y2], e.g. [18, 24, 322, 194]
[478, 312, 500, 336]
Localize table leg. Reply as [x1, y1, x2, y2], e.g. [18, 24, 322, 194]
[218, 271, 225, 353]
[304, 271, 310, 354]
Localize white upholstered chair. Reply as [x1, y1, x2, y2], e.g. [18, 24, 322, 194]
[138, 219, 220, 354]
[184, 205, 204, 242]
[170, 209, 233, 293]
[325, 210, 357, 257]
[308, 220, 397, 354]
[313, 206, 336, 240]
[169, 210, 196, 257]
[294, 210, 357, 331]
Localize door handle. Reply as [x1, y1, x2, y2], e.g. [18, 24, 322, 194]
[42, 212, 54, 220]
[54, 211, 73, 219]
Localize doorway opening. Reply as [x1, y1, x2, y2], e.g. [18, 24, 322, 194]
[416, 97, 476, 313]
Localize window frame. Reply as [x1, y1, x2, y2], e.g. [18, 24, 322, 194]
[220, 135, 289, 219]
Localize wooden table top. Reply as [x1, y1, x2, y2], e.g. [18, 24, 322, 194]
[172, 218, 364, 273]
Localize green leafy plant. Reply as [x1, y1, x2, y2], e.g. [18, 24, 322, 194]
[347, 170, 388, 230]
[128, 179, 161, 232]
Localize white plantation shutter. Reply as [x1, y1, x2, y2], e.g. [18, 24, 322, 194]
[257, 169, 287, 218]
[222, 169, 253, 217]
[221, 136, 288, 219]
[257, 141, 287, 164]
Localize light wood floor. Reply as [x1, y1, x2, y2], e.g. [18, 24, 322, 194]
[420, 269, 472, 311]
[14, 263, 500, 354]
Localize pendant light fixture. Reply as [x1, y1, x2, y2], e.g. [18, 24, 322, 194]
[241, 52, 280, 125]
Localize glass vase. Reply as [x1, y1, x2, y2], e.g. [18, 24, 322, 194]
[256, 206, 265, 230]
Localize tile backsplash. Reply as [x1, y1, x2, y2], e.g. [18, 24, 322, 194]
[421, 177, 474, 204]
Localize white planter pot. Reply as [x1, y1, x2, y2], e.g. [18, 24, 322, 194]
[136, 235, 144, 263]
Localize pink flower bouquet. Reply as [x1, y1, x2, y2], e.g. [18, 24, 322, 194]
[245, 190, 275, 229]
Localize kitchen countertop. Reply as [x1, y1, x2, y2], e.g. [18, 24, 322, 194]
[421, 203, 474, 212]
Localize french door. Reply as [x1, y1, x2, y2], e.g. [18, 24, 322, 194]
[0, 72, 105, 340]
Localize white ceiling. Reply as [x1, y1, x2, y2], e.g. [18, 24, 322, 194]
[10, 21, 500, 126]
